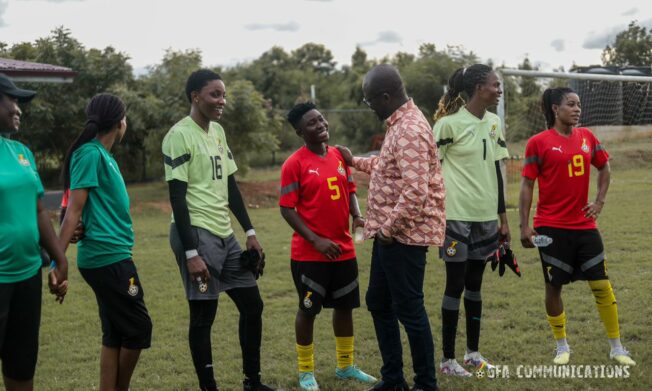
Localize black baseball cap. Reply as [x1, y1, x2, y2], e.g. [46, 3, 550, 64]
[0, 73, 36, 103]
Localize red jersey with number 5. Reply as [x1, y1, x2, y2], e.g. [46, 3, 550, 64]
[522, 128, 609, 230]
[280, 146, 357, 261]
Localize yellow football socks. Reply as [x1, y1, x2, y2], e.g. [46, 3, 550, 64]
[589, 279, 620, 339]
[335, 336, 354, 369]
[296, 343, 315, 373]
[547, 311, 567, 340]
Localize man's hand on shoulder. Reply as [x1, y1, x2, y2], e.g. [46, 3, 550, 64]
[335, 145, 353, 166]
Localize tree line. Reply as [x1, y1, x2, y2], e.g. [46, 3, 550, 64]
[2, 22, 650, 185]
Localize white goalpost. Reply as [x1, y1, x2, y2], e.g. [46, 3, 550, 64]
[498, 68, 652, 143]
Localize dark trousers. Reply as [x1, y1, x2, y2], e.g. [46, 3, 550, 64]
[366, 239, 437, 390]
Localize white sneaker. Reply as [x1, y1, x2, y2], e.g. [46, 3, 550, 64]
[553, 346, 571, 365]
[440, 358, 472, 377]
[610, 347, 636, 366]
[463, 351, 494, 370]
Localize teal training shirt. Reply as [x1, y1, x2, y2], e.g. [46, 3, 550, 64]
[0, 138, 44, 283]
[71, 139, 133, 268]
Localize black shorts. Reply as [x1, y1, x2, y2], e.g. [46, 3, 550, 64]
[291, 259, 360, 316]
[80, 259, 152, 349]
[536, 227, 608, 286]
[0, 269, 41, 381]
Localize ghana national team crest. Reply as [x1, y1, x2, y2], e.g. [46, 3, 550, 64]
[17, 154, 30, 167]
[217, 139, 224, 154]
[446, 241, 458, 257]
[489, 124, 497, 139]
[128, 277, 139, 296]
[303, 291, 313, 309]
[196, 276, 208, 293]
[581, 138, 590, 153]
[337, 160, 346, 176]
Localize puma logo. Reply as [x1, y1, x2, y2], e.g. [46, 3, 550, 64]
[552, 146, 563, 153]
[308, 168, 319, 176]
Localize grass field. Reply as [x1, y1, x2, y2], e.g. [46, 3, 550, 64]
[32, 140, 651, 391]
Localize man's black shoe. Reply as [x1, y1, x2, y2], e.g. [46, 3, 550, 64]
[410, 385, 439, 391]
[243, 378, 275, 391]
[366, 380, 410, 391]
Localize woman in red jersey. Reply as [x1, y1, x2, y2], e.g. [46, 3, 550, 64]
[519, 87, 635, 366]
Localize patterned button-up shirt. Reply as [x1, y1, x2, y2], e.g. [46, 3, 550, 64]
[353, 99, 446, 247]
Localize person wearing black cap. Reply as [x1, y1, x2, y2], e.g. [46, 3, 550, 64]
[0, 73, 68, 391]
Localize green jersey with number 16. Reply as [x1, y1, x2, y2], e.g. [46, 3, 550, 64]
[162, 116, 237, 238]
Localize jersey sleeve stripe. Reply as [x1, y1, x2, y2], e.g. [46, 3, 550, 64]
[524, 156, 541, 166]
[164, 153, 191, 169]
[436, 137, 454, 147]
[497, 139, 507, 148]
[347, 175, 354, 183]
[592, 144, 605, 158]
[280, 182, 299, 196]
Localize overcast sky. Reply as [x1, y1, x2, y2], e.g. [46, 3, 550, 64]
[2, 0, 652, 73]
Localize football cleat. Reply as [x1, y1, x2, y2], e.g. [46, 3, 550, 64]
[463, 351, 494, 370]
[553, 346, 571, 365]
[335, 365, 377, 383]
[610, 347, 636, 366]
[440, 358, 472, 377]
[298, 372, 319, 391]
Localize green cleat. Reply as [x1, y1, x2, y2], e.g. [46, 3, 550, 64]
[335, 365, 378, 383]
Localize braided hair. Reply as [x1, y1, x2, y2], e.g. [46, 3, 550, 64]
[434, 64, 493, 121]
[61, 93, 126, 190]
[541, 87, 575, 128]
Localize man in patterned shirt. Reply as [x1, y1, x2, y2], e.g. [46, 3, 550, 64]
[338, 64, 445, 391]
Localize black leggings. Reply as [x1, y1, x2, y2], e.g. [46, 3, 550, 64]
[189, 286, 264, 390]
[441, 260, 486, 359]
[444, 260, 485, 297]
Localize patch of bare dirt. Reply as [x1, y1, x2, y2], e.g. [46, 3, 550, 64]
[238, 180, 280, 209]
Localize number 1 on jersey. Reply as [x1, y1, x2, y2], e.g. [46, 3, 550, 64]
[327, 177, 341, 200]
[567, 154, 584, 177]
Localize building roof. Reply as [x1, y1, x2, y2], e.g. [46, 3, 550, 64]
[0, 58, 77, 83]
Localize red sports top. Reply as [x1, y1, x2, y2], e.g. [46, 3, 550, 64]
[280, 146, 356, 261]
[522, 128, 609, 230]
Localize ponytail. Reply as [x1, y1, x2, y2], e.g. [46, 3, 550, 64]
[541, 87, 575, 129]
[434, 64, 493, 121]
[61, 93, 126, 190]
[434, 67, 466, 121]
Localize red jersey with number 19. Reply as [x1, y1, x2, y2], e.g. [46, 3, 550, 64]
[522, 128, 609, 230]
[280, 146, 357, 262]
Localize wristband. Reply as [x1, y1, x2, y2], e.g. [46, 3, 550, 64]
[49, 260, 56, 271]
[185, 249, 199, 260]
[245, 229, 256, 237]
